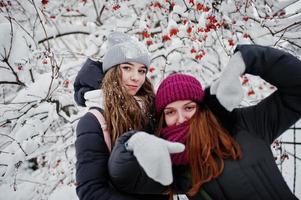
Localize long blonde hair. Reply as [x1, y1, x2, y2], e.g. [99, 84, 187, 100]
[101, 66, 155, 145]
[157, 104, 242, 197]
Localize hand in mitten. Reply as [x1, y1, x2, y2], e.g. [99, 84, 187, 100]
[126, 131, 185, 185]
[210, 51, 246, 111]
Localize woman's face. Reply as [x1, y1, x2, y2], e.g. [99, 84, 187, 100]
[163, 100, 197, 126]
[120, 62, 147, 96]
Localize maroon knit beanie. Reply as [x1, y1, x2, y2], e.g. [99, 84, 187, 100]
[155, 73, 205, 114]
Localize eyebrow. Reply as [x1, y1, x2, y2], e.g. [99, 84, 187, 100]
[122, 62, 134, 66]
[164, 101, 196, 110]
[122, 62, 146, 69]
[184, 102, 196, 106]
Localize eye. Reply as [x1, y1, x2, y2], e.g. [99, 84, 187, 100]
[185, 105, 196, 111]
[138, 69, 147, 74]
[164, 110, 175, 116]
[121, 65, 131, 71]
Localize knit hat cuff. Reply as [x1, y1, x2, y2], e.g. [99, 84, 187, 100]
[155, 80, 204, 113]
[103, 37, 150, 72]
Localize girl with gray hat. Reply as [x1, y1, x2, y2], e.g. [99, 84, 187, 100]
[74, 32, 172, 200]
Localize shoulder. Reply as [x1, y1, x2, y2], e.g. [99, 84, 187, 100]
[76, 109, 103, 137]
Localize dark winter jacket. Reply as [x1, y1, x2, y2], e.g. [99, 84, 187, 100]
[74, 59, 168, 200]
[108, 45, 301, 200]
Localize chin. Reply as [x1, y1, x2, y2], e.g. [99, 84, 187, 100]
[128, 91, 137, 96]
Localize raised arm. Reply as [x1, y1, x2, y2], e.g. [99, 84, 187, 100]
[73, 58, 104, 107]
[235, 44, 301, 144]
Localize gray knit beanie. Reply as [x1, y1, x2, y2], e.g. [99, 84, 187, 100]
[102, 32, 150, 72]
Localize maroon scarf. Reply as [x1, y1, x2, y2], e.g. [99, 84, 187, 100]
[160, 122, 190, 165]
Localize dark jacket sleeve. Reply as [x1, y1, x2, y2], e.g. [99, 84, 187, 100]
[234, 44, 301, 144]
[203, 87, 235, 133]
[108, 131, 168, 195]
[74, 58, 104, 107]
[75, 112, 140, 200]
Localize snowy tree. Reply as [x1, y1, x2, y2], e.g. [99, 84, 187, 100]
[0, 0, 300, 199]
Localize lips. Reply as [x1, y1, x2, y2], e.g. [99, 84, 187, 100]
[126, 84, 138, 90]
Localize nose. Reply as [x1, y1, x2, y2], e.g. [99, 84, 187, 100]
[130, 71, 139, 82]
[176, 113, 187, 125]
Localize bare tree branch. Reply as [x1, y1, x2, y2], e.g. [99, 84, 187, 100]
[31, 0, 50, 51]
[38, 31, 90, 44]
[0, 134, 27, 156]
[0, 59, 25, 86]
[0, 81, 24, 85]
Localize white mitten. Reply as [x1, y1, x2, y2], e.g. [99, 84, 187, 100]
[126, 131, 185, 185]
[210, 51, 246, 111]
[84, 89, 104, 108]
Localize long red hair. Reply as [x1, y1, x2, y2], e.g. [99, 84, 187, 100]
[157, 104, 242, 197]
[186, 105, 241, 196]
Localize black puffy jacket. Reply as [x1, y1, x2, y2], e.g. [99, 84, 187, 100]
[74, 59, 168, 200]
[108, 45, 301, 200]
[108, 131, 169, 195]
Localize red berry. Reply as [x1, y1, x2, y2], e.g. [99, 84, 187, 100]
[149, 67, 155, 73]
[162, 35, 171, 42]
[112, 4, 120, 10]
[170, 28, 179, 36]
[63, 80, 69, 87]
[141, 31, 150, 38]
[146, 40, 153, 46]
[41, 0, 48, 5]
[228, 39, 235, 46]
[243, 16, 249, 22]
[247, 89, 255, 96]
[196, 3, 204, 11]
[188, 0, 194, 5]
[187, 26, 192, 33]
[243, 33, 249, 38]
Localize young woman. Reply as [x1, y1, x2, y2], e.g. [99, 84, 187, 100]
[74, 32, 169, 200]
[108, 44, 301, 200]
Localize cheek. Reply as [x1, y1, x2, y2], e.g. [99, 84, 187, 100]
[120, 71, 128, 84]
[187, 109, 197, 119]
[137, 75, 146, 88]
[165, 115, 176, 127]
[139, 75, 146, 83]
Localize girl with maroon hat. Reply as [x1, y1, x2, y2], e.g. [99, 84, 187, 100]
[109, 44, 301, 200]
